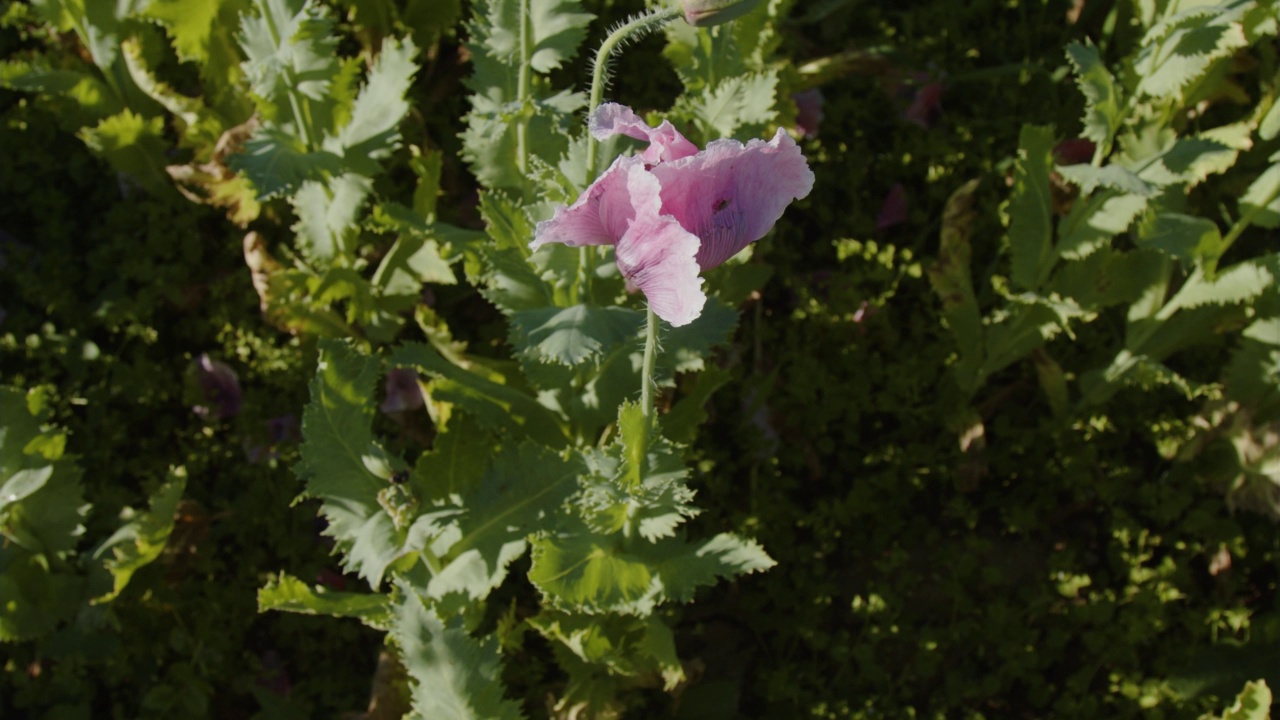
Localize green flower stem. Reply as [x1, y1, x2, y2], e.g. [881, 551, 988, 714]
[641, 305, 659, 419]
[516, 0, 532, 176]
[584, 6, 682, 179]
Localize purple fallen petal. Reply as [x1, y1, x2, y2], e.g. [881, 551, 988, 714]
[267, 415, 299, 444]
[793, 89, 824, 139]
[194, 354, 242, 419]
[905, 82, 943, 129]
[876, 183, 908, 230]
[1054, 138, 1096, 166]
[380, 368, 424, 414]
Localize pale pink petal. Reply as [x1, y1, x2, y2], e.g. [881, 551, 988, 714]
[531, 156, 640, 251]
[590, 103, 699, 165]
[652, 128, 814, 270]
[613, 164, 706, 326]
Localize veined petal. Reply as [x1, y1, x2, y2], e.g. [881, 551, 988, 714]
[614, 164, 706, 327]
[652, 128, 814, 270]
[590, 103, 699, 165]
[531, 155, 640, 251]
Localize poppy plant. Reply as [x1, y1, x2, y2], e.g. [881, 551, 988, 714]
[531, 104, 814, 326]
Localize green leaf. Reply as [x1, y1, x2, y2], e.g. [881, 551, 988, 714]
[373, 235, 456, 297]
[393, 588, 527, 720]
[1136, 212, 1224, 265]
[421, 442, 583, 603]
[230, 126, 345, 199]
[1056, 192, 1147, 260]
[1057, 163, 1159, 197]
[92, 466, 187, 602]
[1214, 680, 1272, 720]
[1051, 248, 1166, 310]
[661, 365, 731, 445]
[329, 37, 418, 175]
[0, 556, 83, 642]
[238, 0, 339, 111]
[1240, 162, 1280, 229]
[0, 59, 122, 126]
[291, 174, 373, 262]
[411, 418, 491, 502]
[388, 343, 570, 447]
[510, 305, 644, 366]
[1008, 125, 1056, 291]
[258, 572, 394, 629]
[658, 297, 739, 377]
[78, 109, 172, 194]
[1134, 2, 1251, 101]
[1166, 257, 1280, 313]
[0, 388, 86, 558]
[528, 611, 684, 690]
[679, 72, 779, 141]
[529, 529, 774, 616]
[1065, 41, 1120, 153]
[297, 340, 409, 588]
[929, 178, 984, 392]
[484, 0, 594, 74]
[145, 0, 249, 102]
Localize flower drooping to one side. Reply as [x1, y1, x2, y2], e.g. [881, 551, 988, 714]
[531, 104, 814, 326]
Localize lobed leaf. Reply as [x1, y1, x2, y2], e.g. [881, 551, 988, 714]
[92, 467, 187, 602]
[258, 572, 394, 629]
[1007, 125, 1056, 291]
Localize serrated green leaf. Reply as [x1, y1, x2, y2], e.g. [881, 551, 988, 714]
[1057, 192, 1147, 260]
[92, 466, 187, 602]
[661, 365, 731, 445]
[411, 418, 491, 502]
[1008, 125, 1056, 291]
[1134, 2, 1250, 101]
[421, 442, 583, 603]
[0, 556, 83, 642]
[1051, 248, 1166, 310]
[0, 59, 122, 125]
[388, 343, 570, 447]
[0, 388, 86, 558]
[291, 174, 373, 262]
[1065, 41, 1120, 153]
[658, 297, 738, 378]
[484, 0, 593, 73]
[1136, 211, 1224, 264]
[1215, 680, 1272, 720]
[529, 529, 774, 615]
[1143, 136, 1240, 187]
[1225, 333, 1280, 408]
[78, 109, 171, 194]
[682, 72, 778, 140]
[393, 588, 527, 720]
[329, 37, 418, 175]
[528, 611, 684, 690]
[258, 572, 394, 629]
[239, 0, 338, 107]
[1240, 162, 1280, 229]
[230, 126, 345, 199]
[981, 301, 1082, 384]
[297, 340, 409, 588]
[1057, 162, 1160, 197]
[373, 235, 456, 297]
[510, 305, 644, 366]
[1166, 257, 1280, 313]
[145, 0, 249, 102]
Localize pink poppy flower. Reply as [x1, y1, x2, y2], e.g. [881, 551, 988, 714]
[532, 104, 814, 327]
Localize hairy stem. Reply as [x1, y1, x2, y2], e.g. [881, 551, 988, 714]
[585, 6, 682, 179]
[516, 0, 532, 176]
[641, 305, 659, 419]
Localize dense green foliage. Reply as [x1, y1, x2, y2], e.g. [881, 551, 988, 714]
[4, 0, 1280, 718]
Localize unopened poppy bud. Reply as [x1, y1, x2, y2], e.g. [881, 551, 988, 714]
[676, 0, 761, 27]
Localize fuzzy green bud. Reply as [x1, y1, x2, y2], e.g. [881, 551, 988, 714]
[676, 0, 761, 26]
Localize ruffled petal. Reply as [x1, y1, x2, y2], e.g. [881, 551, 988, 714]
[613, 164, 706, 327]
[590, 103, 699, 165]
[531, 155, 641, 251]
[652, 128, 814, 270]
